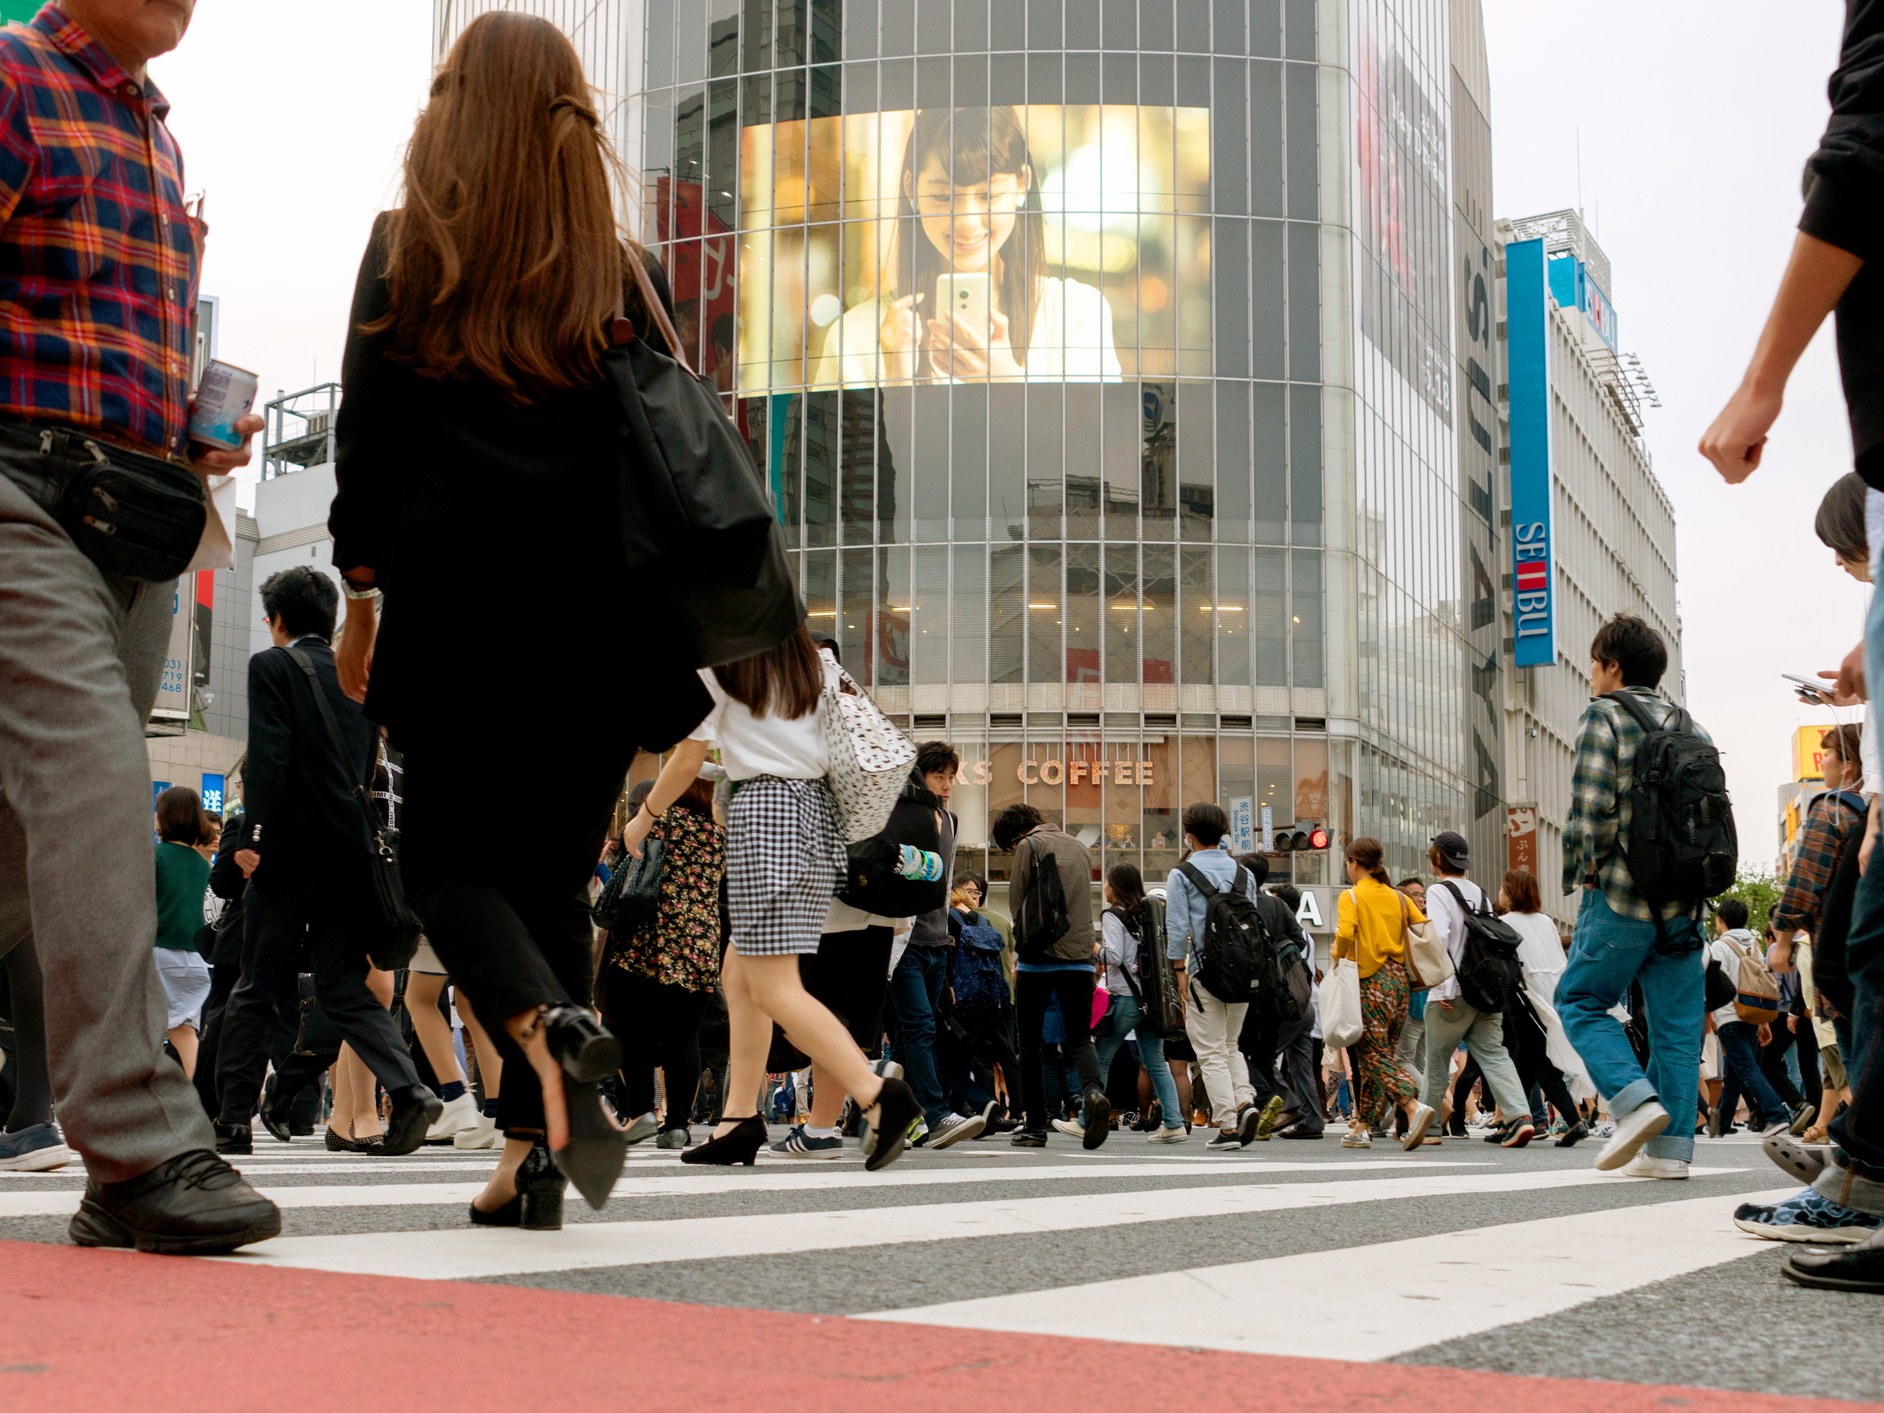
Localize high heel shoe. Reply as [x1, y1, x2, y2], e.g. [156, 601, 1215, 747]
[552, 1080, 628, 1210]
[860, 1077, 920, 1173]
[468, 1137, 567, 1230]
[529, 1005, 620, 1085]
[679, 1114, 766, 1167]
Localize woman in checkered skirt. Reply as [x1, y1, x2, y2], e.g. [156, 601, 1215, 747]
[622, 625, 921, 1169]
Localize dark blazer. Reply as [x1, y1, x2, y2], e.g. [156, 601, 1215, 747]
[204, 806, 250, 967]
[327, 213, 708, 751]
[240, 639, 375, 880]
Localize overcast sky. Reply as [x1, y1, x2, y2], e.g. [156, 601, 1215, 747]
[145, 1, 1857, 868]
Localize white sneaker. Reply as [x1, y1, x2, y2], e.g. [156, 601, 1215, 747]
[1051, 1117, 1086, 1139]
[926, 1110, 988, 1150]
[452, 1113, 502, 1149]
[1619, 1153, 1689, 1180]
[1593, 1100, 1670, 1172]
[425, 1092, 481, 1142]
[1146, 1125, 1189, 1144]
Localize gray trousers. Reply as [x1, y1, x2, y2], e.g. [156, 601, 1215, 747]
[1420, 997, 1530, 1119]
[0, 458, 217, 1181]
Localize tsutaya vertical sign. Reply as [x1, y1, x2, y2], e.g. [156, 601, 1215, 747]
[1505, 238, 1556, 669]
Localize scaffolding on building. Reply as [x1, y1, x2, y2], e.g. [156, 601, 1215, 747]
[262, 382, 341, 480]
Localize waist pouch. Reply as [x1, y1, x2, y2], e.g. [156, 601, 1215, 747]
[1, 421, 205, 582]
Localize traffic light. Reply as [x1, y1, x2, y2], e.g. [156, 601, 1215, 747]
[1272, 824, 1331, 852]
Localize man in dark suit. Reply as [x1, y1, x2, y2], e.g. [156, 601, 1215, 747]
[212, 567, 438, 1155]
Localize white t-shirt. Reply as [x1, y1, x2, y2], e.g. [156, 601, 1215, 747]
[807, 276, 1123, 388]
[695, 665, 830, 782]
[1708, 930, 1758, 1030]
[1423, 876, 1488, 1006]
[1504, 910, 1566, 1005]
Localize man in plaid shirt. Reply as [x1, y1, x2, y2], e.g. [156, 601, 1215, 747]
[0, 2, 274, 1253]
[1553, 614, 1712, 1179]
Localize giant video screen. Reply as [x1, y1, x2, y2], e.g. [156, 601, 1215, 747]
[738, 105, 1212, 391]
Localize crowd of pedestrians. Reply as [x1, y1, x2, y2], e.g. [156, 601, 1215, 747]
[0, 0, 1879, 1308]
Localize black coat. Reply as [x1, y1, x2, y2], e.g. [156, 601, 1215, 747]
[240, 640, 375, 881]
[328, 213, 709, 752]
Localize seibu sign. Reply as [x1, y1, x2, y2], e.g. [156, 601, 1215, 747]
[955, 757, 1157, 787]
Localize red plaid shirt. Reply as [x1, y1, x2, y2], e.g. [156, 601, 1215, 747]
[0, 7, 199, 456]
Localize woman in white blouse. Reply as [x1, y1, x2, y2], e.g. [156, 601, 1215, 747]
[1497, 868, 1589, 1146]
[809, 105, 1121, 388]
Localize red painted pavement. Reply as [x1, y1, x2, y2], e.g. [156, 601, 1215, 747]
[0, 1238, 1871, 1412]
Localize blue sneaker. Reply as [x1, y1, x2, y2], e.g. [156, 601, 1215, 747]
[770, 1125, 843, 1159]
[1733, 1188, 1884, 1245]
[0, 1122, 75, 1172]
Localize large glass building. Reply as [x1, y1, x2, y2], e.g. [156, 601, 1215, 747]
[435, 0, 1509, 905]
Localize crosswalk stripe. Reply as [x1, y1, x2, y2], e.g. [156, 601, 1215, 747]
[0, 1157, 1475, 1218]
[861, 1186, 1798, 1357]
[212, 1165, 1754, 1282]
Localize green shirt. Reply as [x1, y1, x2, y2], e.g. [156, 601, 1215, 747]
[153, 841, 210, 952]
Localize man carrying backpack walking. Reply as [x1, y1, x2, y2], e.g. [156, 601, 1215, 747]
[1556, 615, 1735, 1179]
[1421, 833, 1536, 1148]
[1167, 803, 1267, 1151]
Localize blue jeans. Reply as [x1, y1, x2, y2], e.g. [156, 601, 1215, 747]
[1093, 992, 1185, 1130]
[1557, 888, 1704, 1162]
[1714, 1019, 1786, 1131]
[888, 945, 951, 1128]
[1825, 575, 1884, 1193]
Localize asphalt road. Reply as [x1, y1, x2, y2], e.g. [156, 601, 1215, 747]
[0, 1122, 1876, 1405]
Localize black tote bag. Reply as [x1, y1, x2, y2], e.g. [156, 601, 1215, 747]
[607, 254, 802, 668]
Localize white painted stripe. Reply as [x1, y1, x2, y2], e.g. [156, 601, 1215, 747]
[0, 1157, 1474, 1215]
[863, 1186, 1797, 1358]
[217, 1165, 1750, 1281]
[0, 1184, 490, 1218]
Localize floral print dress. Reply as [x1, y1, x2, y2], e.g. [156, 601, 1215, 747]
[604, 800, 726, 993]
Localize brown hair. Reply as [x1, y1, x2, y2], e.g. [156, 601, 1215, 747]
[155, 785, 210, 846]
[367, 12, 643, 401]
[713, 625, 824, 720]
[1344, 836, 1389, 885]
[1501, 867, 1543, 914]
[1824, 723, 1863, 764]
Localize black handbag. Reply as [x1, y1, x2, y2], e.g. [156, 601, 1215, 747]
[607, 255, 802, 668]
[284, 649, 424, 971]
[592, 835, 664, 934]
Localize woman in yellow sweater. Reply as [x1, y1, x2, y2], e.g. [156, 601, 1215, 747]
[1332, 837, 1436, 1150]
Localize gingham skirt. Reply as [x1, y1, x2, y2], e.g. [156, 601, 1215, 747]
[725, 776, 848, 956]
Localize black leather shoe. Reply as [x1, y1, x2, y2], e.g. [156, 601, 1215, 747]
[69, 1150, 280, 1254]
[213, 1122, 252, 1156]
[382, 1086, 444, 1157]
[1277, 1121, 1326, 1140]
[470, 1139, 567, 1230]
[1783, 1231, 1884, 1292]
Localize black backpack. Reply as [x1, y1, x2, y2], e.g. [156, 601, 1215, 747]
[1177, 861, 1269, 1004]
[1104, 901, 1186, 1040]
[839, 772, 948, 919]
[1439, 880, 1525, 1014]
[1257, 894, 1315, 1024]
[1606, 692, 1738, 923]
[1016, 834, 1072, 960]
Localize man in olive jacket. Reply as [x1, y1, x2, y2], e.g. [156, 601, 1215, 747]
[994, 804, 1109, 1149]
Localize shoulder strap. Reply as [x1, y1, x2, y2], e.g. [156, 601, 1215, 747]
[283, 648, 382, 846]
[1604, 689, 1690, 737]
[1176, 860, 1217, 897]
[1438, 879, 1483, 916]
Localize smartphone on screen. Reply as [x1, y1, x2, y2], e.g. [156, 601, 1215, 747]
[933, 272, 991, 334]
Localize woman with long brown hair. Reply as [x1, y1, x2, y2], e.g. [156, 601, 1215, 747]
[328, 12, 710, 1227]
[1332, 837, 1434, 1150]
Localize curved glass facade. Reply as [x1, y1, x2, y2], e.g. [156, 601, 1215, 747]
[436, 0, 1505, 895]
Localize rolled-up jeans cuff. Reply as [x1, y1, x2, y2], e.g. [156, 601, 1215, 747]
[1815, 1156, 1884, 1216]
[1608, 1078, 1658, 1120]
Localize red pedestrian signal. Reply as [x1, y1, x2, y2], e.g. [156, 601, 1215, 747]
[1307, 827, 1330, 850]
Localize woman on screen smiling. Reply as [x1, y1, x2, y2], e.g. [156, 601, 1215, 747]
[811, 105, 1122, 386]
